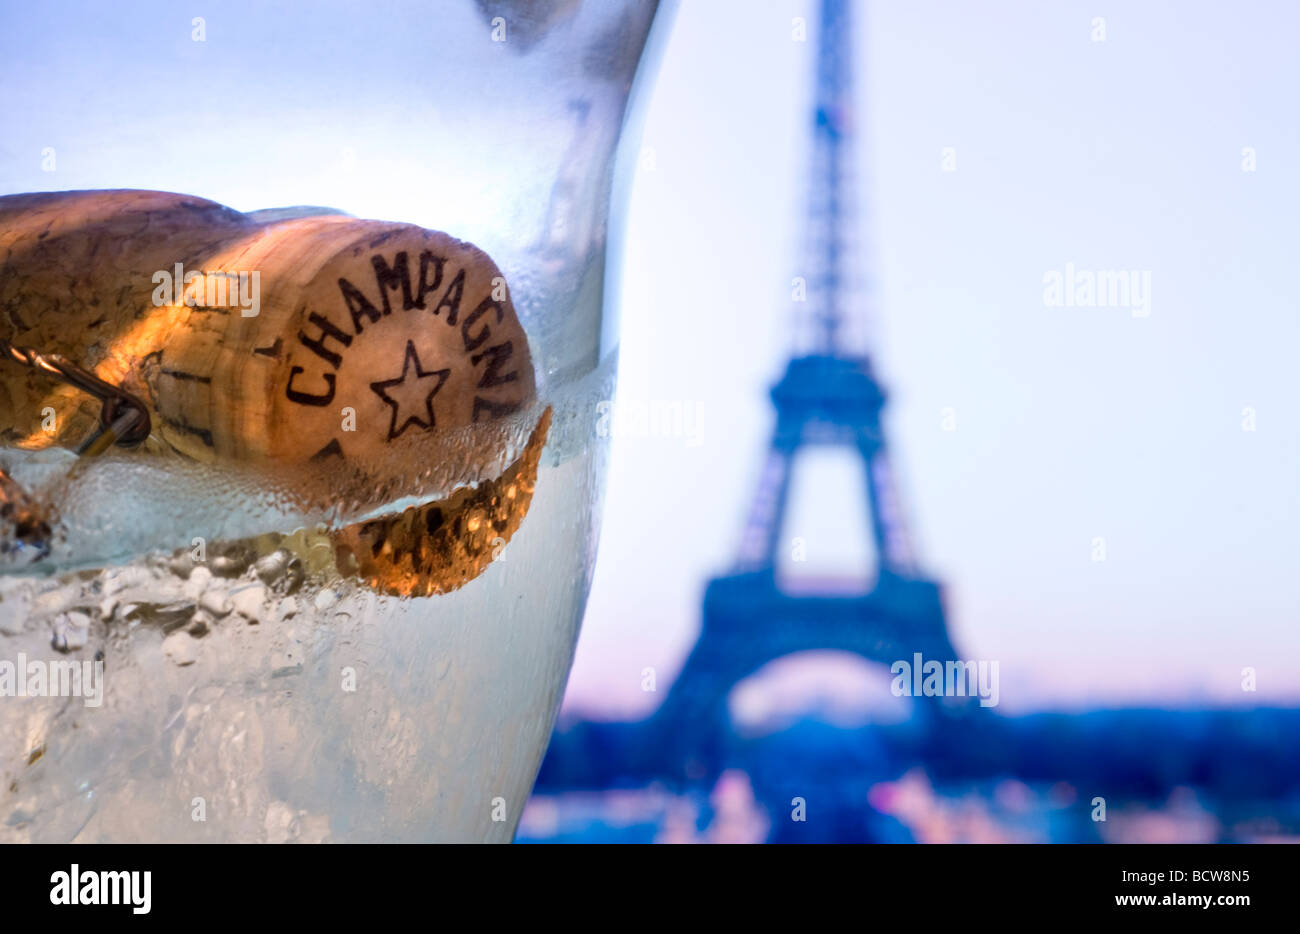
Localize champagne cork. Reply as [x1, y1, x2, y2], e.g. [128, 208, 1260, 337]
[0, 189, 545, 595]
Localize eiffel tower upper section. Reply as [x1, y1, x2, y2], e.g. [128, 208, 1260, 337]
[735, 0, 916, 581]
[799, 0, 863, 358]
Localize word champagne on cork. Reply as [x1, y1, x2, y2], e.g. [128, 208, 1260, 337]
[0, 189, 547, 596]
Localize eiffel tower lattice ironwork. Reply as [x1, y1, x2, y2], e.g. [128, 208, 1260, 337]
[639, 0, 969, 771]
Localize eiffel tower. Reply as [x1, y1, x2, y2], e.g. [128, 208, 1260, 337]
[536, 0, 970, 797]
[638, 0, 969, 765]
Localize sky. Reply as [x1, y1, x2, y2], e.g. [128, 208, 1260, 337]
[1, 0, 1297, 717]
[566, 0, 1300, 716]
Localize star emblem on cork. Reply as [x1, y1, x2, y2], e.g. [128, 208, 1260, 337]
[369, 340, 450, 441]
